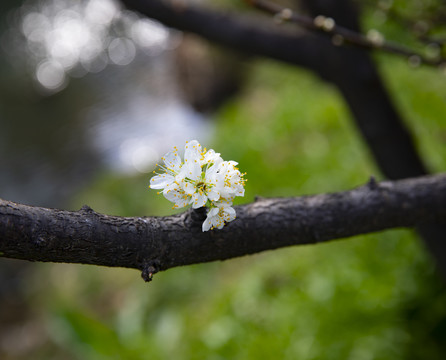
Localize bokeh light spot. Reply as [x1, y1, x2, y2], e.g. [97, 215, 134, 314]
[36, 60, 66, 90]
[108, 37, 136, 65]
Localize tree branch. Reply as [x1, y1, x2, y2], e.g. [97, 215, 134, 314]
[120, 0, 445, 69]
[1, 174, 445, 281]
[118, 0, 340, 72]
[248, 0, 446, 67]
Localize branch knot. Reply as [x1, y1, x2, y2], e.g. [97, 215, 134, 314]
[141, 260, 161, 282]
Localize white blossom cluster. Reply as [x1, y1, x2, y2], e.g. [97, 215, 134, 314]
[149, 140, 247, 231]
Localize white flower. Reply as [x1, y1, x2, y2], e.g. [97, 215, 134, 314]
[181, 160, 221, 208]
[214, 160, 246, 201]
[176, 140, 224, 209]
[149, 140, 246, 231]
[202, 202, 236, 232]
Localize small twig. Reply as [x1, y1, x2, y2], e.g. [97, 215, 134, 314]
[246, 0, 446, 68]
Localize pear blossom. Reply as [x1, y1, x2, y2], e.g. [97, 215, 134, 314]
[149, 140, 246, 231]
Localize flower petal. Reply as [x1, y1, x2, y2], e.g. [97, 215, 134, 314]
[202, 217, 212, 232]
[184, 140, 202, 165]
[163, 151, 182, 172]
[163, 183, 190, 208]
[192, 193, 207, 209]
[149, 174, 174, 189]
[181, 161, 201, 181]
[207, 188, 220, 201]
[223, 206, 236, 222]
[203, 149, 223, 167]
[183, 182, 196, 196]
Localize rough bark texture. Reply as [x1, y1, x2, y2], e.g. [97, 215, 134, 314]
[1, 174, 445, 280]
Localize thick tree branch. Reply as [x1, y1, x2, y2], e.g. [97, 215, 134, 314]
[119, 0, 339, 72]
[1, 174, 445, 281]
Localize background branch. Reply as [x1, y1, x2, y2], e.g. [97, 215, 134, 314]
[1, 174, 445, 281]
[119, 0, 344, 71]
[248, 0, 446, 67]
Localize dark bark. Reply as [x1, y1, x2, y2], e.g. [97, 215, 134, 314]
[1, 174, 445, 281]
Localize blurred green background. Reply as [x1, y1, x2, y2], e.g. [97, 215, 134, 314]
[1, 0, 446, 359]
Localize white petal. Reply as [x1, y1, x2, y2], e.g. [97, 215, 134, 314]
[162, 182, 179, 200]
[183, 182, 196, 195]
[163, 151, 182, 172]
[163, 184, 190, 208]
[207, 188, 220, 201]
[184, 140, 202, 165]
[224, 207, 236, 222]
[192, 193, 207, 208]
[174, 195, 190, 208]
[190, 162, 202, 180]
[235, 187, 245, 196]
[208, 207, 220, 217]
[219, 187, 233, 199]
[202, 217, 212, 232]
[203, 149, 223, 166]
[182, 161, 201, 181]
[149, 174, 174, 189]
[205, 163, 219, 178]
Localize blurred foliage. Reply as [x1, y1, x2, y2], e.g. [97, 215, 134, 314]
[362, 0, 446, 59]
[2, 1, 446, 359]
